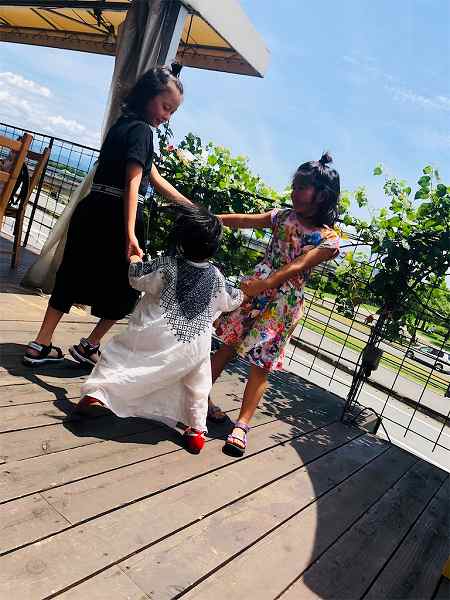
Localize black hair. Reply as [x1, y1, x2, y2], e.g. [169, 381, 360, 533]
[170, 204, 223, 262]
[122, 65, 183, 117]
[292, 152, 340, 227]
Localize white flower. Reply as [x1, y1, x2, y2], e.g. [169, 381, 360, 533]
[176, 148, 195, 164]
[199, 149, 209, 166]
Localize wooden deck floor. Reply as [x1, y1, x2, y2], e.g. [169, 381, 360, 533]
[0, 237, 449, 599]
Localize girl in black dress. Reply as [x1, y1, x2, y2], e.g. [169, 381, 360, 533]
[23, 66, 191, 367]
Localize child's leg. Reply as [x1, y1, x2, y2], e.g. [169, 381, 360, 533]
[86, 318, 116, 346]
[224, 364, 268, 455]
[35, 305, 64, 346]
[208, 344, 237, 422]
[70, 318, 116, 367]
[23, 304, 65, 364]
[238, 364, 269, 424]
[211, 344, 237, 383]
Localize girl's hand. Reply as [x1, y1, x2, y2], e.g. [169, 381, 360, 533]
[129, 254, 142, 264]
[241, 279, 268, 297]
[126, 234, 143, 260]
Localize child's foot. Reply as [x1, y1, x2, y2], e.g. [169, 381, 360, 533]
[222, 421, 250, 457]
[183, 428, 206, 454]
[69, 338, 101, 367]
[75, 395, 110, 418]
[22, 341, 64, 366]
[207, 400, 227, 424]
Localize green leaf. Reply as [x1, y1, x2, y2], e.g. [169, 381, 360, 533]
[436, 184, 447, 197]
[415, 189, 429, 200]
[422, 165, 433, 175]
[373, 164, 383, 176]
[418, 175, 431, 187]
[355, 187, 368, 208]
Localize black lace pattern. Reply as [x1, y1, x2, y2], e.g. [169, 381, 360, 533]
[131, 257, 226, 343]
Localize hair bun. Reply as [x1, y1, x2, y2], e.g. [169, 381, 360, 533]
[170, 62, 183, 77]
[319, 152, 333, 166]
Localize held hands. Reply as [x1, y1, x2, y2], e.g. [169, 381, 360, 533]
[126, 234, 143, 261]
[240, 278, 269, 297]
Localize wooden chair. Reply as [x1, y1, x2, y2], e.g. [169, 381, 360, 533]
[1, 141, 50, 268]
[0, 133, 33, 222]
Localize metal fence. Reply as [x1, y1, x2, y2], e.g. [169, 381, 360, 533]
[1, 122, 449, 469]
[0, 121, 99, 249]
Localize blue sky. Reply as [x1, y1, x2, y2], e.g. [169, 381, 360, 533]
[0, 0, 449, 212]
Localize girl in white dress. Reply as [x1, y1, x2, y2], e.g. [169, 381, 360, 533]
[77, 205, 243, 453]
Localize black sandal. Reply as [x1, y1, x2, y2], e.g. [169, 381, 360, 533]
[69, 338, 101, 367]
[23, 341, 64, 366]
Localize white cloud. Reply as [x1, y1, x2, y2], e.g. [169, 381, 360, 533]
[0, 71, 100, 148]
[343, 54, 450, 113]
[387, 86, 450, 112]
[45, 115, 85, 134]
[0, 71, 51, 98]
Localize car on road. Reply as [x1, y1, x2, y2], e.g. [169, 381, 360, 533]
[405, 345, 450, 373]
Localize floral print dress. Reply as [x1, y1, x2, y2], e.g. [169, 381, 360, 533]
[215, 208, 340, 371]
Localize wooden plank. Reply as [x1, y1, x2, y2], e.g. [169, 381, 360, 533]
[0, 381, 81, 408]
[178, 447, 418, 600]
[42, 400, 341, 523]
[57, 430, 380, 600]
[279, 461, 447, 600]
[1, 394, 338, 503]
[0, 369, 87, 388]
[0, 397, 83, 433]
[3, 424, 358, 564]
[118, 433, 386, 599]
[0, 323, 126, 349]
[0, 493, 71, 555]
[0, 421, 359, 599]
[0, 415, 162, 463]
[0, 391, 242, 462]
[0, 317, 127, 331]
[57, 567, 148, 600]
[364, 477, 450, 600]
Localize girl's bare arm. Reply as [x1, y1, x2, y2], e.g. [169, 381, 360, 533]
[219, 211, 273, 229]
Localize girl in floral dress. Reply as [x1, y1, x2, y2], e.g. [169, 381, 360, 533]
[214, 153, 341, 456]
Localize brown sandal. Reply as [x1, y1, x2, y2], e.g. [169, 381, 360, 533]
[207, 401, 227, 424]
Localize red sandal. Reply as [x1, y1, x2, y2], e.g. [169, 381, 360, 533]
[75, 395, 110, 417]
[183, 428, 206, 454]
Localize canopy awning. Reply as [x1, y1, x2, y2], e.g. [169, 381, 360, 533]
[0, 0, 269, 77]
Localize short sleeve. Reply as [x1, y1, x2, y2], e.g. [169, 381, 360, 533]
[128, 258, 164, 294]
[270, 208, 280, 226]
[126, 123, 153, 168]
[271, 208, 291, 227]
[318, 227, 340, 258]
[213, 269, 244, 313]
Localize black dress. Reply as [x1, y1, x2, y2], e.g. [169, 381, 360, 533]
[50, 114, 154, 320]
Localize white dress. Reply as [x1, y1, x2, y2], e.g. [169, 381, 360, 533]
[81, 256, 243, 431]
